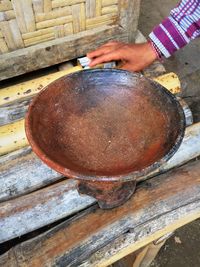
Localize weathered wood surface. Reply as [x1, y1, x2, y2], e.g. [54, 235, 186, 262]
[0, 124, 200, 242]
[1, 122, 199, 203]
[0, 98, 30, 126]
[0, 25, 128, 81]
[0, 159, 200, 267]
[0, 179, 95, 244]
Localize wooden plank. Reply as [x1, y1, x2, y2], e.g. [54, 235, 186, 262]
[83, 203, 200, 266]
[0, 122, 199, 203]
[0, 179, 95, 243]
[0, 146, 63, 201]
[0, 98, 30, 126]
[119, 0, 140, 41]
[0, 25, 127, 81]
[0, 159, 200, 265]
[132, 240, 166, 267]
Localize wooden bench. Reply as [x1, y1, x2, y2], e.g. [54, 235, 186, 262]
[0, 33, 200, 266]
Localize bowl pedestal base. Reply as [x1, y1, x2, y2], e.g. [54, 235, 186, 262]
[77, 180, 136, 209]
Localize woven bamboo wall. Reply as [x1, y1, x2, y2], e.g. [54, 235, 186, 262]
[0, 0, 119, 54]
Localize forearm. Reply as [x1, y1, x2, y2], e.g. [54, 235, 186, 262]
[149, 0, 200, 58]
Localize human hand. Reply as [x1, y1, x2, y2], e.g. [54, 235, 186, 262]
[87, 41, 157, 72]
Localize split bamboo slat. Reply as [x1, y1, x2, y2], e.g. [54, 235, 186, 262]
[0, 0, 120, 52]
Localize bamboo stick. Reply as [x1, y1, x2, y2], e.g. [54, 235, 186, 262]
[102, 0, 118, 7]
[0, 119, 28, 156]
[54, 25, 64, 38]
[63, 22, 73, 35]
[22, 0, 36, 32]
[0, 21, 16, 50]
[96, 0, 102, 16]
[86, 14, 117, 29]
[24, 32, 55, 47]
[0, 37, 8, 53]
[102, 5, 118, 15]
[0, 66, 82, 106]
[36, 15, 73, 29]
[86, 13, 117, 26]
[0, 70, 180, 108]
[72, 3, 85, 33]
[154, 72, 181, 94]
[11, 0, 27, 33]
[86, 0, 96, 18]
[22, 27, 55, 39]
[9, 19, 24, 48]
[32, 0, 44, 14]
[44, 0, 52, 12]
[0, 1, 12, 12]
[52, 0, 85, 9]
[35, 6, 71, 22]
[4, 10, 15, 20]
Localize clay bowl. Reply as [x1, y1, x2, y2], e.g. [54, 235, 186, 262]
[25, 69, 185, 182]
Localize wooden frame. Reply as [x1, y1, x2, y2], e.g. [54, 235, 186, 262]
[0, 0, 141, 81]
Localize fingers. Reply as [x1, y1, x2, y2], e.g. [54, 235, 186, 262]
[87, 41, 122, 59]
[120, 63, 139, 72]
[87, 46, 113, 60]
[89, 51, 122, 67]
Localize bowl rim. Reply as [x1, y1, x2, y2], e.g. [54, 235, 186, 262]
[25, 68, 186, 182]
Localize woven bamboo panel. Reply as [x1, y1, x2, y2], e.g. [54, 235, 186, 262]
[0, 0, 119, 53]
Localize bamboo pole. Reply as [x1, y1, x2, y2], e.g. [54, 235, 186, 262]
[0, 119, 28, 155]
[0, 66, 82, 106]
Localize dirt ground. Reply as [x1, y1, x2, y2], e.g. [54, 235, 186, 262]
[138, 1, 200, 266]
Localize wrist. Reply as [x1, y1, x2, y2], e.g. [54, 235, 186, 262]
[147, 40, 163, 62]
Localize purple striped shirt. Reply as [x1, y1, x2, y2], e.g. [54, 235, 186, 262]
[149, 0, 200, 58]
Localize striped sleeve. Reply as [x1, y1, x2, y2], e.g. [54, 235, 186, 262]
[149, 0, 200, 58]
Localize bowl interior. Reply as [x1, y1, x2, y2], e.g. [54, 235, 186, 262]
[26, 69, 185, 180]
